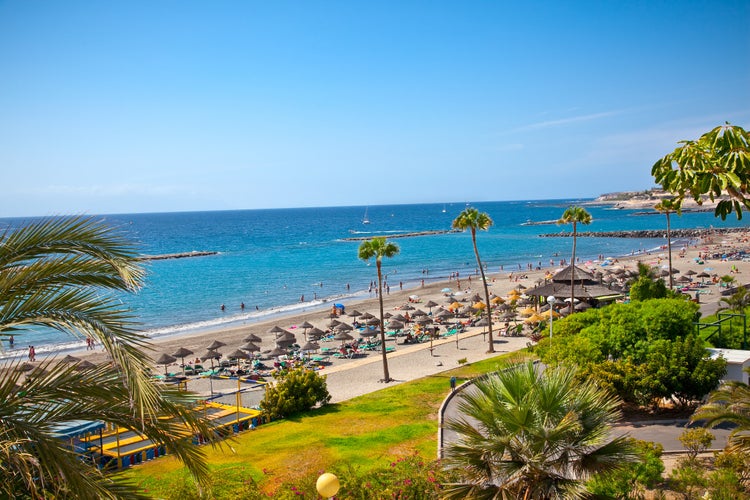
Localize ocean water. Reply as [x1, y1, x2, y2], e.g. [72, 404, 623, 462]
[1, 199, 745, 356]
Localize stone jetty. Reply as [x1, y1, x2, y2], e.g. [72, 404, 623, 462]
[138, 251, 219, 261]
[539, 227, 748, 239]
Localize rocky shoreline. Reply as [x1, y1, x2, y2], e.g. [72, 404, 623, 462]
[539, 227, 748, 239]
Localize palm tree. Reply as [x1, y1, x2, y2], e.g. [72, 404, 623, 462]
[691, 368, 750, 454]
[0, 216, 214, 499]
[358, 237, 400, 382]
[718, 286, 750, 313]
[443, 361, 637, 499]
[654, 198, 679, 289]
[452, 208, 495, 353]
[558, 206, 592, 309]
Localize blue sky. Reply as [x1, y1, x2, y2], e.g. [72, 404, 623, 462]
[1, 1, 748, 217]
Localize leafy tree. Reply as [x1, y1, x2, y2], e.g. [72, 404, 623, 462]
[655, 198, 679, 289]
[452, 207, 495, 353]
[558, 206, 592, 307]
[0, 216, 215, 499]
[260, 367, 331, 420]
[358, 236, 400, 382]
[651, 123, 750, 220]
[443, 361, 636, 499]
[691, 368, 750, 455]
[630, 275, 668, 301]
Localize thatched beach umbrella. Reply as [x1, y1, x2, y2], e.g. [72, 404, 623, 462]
[156, 353, 177, 375]
[227, 349, 250, 362]
[391, 313, 407, 322]
[61, 355, 80, 364]
[307, 327, 325, 340]
[268, 325, 287, 335]
[75, 360, 96, 371]
[240, 342, 260, 353]
[200, 349, 222, 369]
[334, 331, 354, 342]
[206, 340, 226, 350]
[172, 347, 194, 375]
[347, 309, 362, 319]
[275, 338, 296, 348]
[425, 300, 439, 313]
[387, 320, 404, 330]
[686, 269, 697, 276]
[300, 341, 320, 355]
[366, 317, 380, 326]
[268, 346, 288, 358]
[243, 333, 262, 343]
[360, 311, 377, 320]
[360, 328, 379, 338]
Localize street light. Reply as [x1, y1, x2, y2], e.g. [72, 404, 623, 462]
[547, 295, 556, 341]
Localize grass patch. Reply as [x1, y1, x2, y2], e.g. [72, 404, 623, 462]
[121, 351, 530, 496]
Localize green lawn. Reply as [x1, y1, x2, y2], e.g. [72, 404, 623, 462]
[121, 351, 529, 497]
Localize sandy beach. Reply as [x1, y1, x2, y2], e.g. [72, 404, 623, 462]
[43, 228, 750, 408]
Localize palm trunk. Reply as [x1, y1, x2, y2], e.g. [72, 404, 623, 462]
[376, 260, 391, 382]
[472, 229, 494, 353]
[666, 211, 673, 289]
[570, 222, 577, 310]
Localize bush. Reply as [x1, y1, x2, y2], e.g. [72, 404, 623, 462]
[678, 427, 714, 460]
[260, 367, 331, 420]
[588, 439, 665, 499]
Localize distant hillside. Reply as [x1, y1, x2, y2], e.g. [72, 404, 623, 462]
[588, 189, 720, 212]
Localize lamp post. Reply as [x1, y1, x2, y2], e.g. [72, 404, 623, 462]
[547, 296, 556, 341]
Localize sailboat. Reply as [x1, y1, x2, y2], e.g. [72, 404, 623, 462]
[442, 204, 447, 213]
[362, 207, 370, 224]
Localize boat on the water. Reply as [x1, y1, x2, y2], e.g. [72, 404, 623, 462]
[362, 208, 370, 224]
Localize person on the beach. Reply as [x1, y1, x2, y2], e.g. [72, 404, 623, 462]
[241, 302, 245, 310]
[220, 304, 225, 311]
[8, 335, 13, 348]
[28, 345, 35, 362]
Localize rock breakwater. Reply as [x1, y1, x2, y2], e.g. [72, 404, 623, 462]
[539, 227, 748, 239]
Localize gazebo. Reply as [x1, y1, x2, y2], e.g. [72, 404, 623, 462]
[525, 264, 623, 309]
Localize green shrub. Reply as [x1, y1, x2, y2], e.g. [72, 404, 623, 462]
[678, 427, 714, 460]
[260, 367, 331, 420]
[588, 439, 665, 499]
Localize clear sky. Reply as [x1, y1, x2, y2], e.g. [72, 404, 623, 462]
[1, 1, 748, 217]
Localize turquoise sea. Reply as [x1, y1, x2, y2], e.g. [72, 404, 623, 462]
[1, 199, 746, 357]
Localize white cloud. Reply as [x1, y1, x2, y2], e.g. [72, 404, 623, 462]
[514, 110, 624, 132]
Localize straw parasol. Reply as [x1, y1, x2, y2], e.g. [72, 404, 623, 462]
[240, 342, 260, 353]
[387, 320, 404, 330]
[243, 333, 262, 343]
[334, 331, 354, 342]
[172, 347, 194, 374]
[366, 317, 381, 326]
[75, 360, 96, 371]
[268, 346, 288, 357]
[307, 327, 325, 340]
[61, 355, 80, 364]
[227, 349, 250, 361]
[300, 341, 320, 352]
[268, 325, 287, 335]
[206, 340, 226, 350]
[200, 349, 222, 368]
[155, 353, 177, 375]
[347, 309, 362, 319]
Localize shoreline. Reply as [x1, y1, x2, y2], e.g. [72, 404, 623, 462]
[6, 227, 749, 367]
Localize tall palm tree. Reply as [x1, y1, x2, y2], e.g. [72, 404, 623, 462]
[691, 368, 750, 454]
[654, 198, 679, 290]
[452, 208, 495, 353]
[0, 216, 215, 499]
[558, 206, 592, 309]
[444, 361, 637, 499]
[358, 237, 400, 382]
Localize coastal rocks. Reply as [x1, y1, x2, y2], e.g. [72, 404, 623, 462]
[138, 251, 219, 260]
[539, 227, 748, 239]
